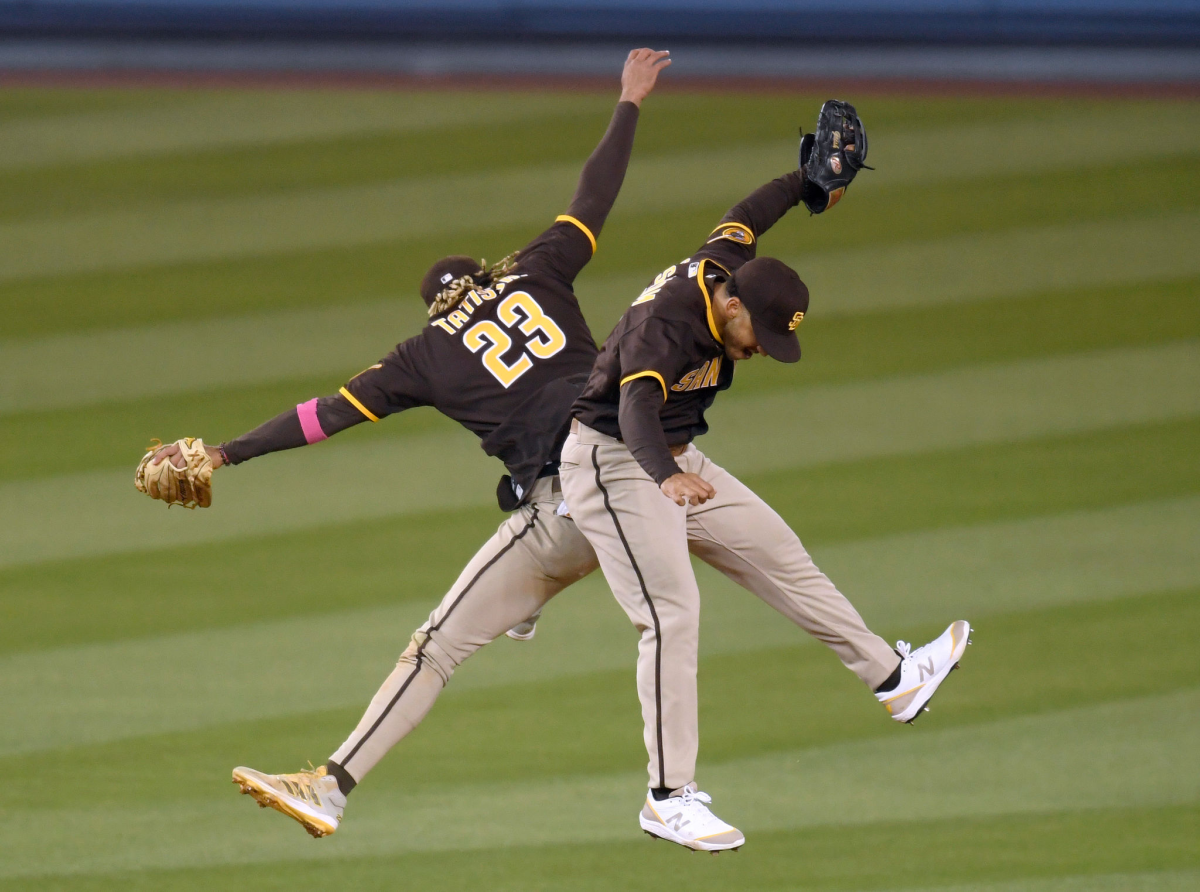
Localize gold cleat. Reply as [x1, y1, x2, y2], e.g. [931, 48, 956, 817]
[232, 764, 346, 838]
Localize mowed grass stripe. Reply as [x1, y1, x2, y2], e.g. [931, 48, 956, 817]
[3, 279, 1194, 485]
[0, 297, 423, 415]
[6, 417, 1192, 655]
[0, 690, 1192, 878]
[3, 101, 1198, 283]
[4, 212, 1197, 415]
[4, 143, 1197, 342]
[4, 102, 1197, 220]
[1, 340, 1192, 569]
[2, 809, 1193, 892]
[9, 589, 1194, 805]
[705, 341, 1200, 475]
[0, 91, 598, 173]
[896, 872, 1200, 892]
[3, 495, 1194, 757]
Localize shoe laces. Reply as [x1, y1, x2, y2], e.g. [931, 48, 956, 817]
[895, 640, 913, 661]
[680, 788, 713, 808]
[285, 763, 325, 787]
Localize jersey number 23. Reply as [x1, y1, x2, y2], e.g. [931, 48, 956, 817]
[462, 292, 567, 388]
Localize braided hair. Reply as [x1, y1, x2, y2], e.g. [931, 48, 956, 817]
[427, 252, 520, 318]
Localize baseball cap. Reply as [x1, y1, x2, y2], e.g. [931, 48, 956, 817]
[727, 257, 809, 363]
[420, 255, 480, 307]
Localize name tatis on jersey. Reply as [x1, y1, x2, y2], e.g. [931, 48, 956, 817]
[430, 274, 528, 334]
[671, 356, 723, 392]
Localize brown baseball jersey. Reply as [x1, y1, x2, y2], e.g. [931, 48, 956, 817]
[571, 169, 805, 483]
[340, 222, 601, 504]
[222, 102, 645, 508]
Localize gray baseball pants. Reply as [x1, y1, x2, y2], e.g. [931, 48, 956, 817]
[329, 475, 598, 782]
[559, 422, 898, 791]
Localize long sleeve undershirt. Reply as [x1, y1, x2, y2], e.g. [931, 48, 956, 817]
[564, 101, 639, 240]
[618, 377, 682, 485]
[221, 395, 365, 465]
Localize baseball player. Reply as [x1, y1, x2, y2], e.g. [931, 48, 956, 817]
[139, 49, 670, 838]
[559, 102, 971, 852]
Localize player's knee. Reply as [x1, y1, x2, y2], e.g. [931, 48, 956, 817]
[657, 607, 700, 640]
[398, 631, 427, 666]
[397, 630, 460, 684]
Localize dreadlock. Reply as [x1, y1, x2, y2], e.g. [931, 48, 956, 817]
[427, 252, 520, 318]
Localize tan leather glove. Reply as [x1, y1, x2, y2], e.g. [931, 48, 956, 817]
[135, 437, 214, 509]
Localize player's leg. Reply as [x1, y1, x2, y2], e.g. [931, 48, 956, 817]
[560, 427, 700, 792]
[234, 477, 596, 836]
[682, 450, 969, 720]
[681, 449, 897, 687]
[561, 425, 743, 852]
[328, 478, 594, 783]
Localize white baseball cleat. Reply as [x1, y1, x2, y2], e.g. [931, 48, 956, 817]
[877, 620, 972, 723]
[232, 764, 346, 838]
[505, 610, 541, 641]
[639, 783, 744, 852]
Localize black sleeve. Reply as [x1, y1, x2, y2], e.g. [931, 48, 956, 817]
[220, 394, 367, 465]
[222, 337, 434, 465]
[697, 169, 807, 270]
[619, 377, 682, 485]
[566, 100, 640, 238]
[518, 101, 640, 283]
[341, 338, 434, 419]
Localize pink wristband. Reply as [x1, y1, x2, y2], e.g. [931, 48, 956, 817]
[296, 399, 328, 444]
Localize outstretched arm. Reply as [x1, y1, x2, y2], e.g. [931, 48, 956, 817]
[519, 48, 669, 282]
[697, 169, 808, 270]
[563, 48, 670, 239]
[149, 345, 430, 471]
[720, 170, 807, 237]
[149, 392, 368, 471]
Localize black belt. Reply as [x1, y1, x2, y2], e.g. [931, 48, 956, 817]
[536, 460, 561, 479]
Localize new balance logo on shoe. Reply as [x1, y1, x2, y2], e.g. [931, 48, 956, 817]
[875, 621, 972, 724]
[666, 812, 691, 831]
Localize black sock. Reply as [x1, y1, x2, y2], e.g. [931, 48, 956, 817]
[325, 760, 357, 797]
[874, 655, 904, 693]
[650, 787, 673, 801]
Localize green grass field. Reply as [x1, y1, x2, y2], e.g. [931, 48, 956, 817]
[0, 84, 1197, 890]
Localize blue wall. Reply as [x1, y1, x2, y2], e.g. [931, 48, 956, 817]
[1, 1, 1197, 44]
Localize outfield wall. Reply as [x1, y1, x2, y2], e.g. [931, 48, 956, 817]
[1, 1, 1198, 45]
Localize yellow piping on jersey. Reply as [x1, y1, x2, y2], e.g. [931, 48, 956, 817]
[696, 259, 724, 345]
[555, 215, 597, 254]
[338, 387, 380, 422]
[620, 370, 668, 402]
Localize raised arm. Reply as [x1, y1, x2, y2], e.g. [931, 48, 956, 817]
[564, 48, 670, 238]
[519, 49, 669, 282]
[719, 170, 807, 238]
[697, 169, 808, 272]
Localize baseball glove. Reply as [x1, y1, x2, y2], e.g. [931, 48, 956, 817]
[799, 99, 872, 214]
[135, 438, 213, 509]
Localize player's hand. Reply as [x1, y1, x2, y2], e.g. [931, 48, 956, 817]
[620, 48, 671, 107]
[151, 440, 224, 470]
[660, 472, 715, 506]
